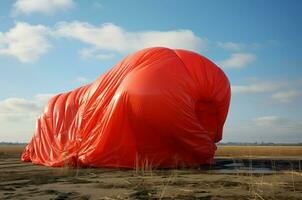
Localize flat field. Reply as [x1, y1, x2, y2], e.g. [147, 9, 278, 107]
[216, 145, 302, 158]
[0, 144, 301, 199]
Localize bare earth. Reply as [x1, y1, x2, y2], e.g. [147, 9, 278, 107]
[0, 145, 301, 200]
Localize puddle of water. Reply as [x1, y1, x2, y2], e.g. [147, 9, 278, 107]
[224, 163, 244, 167]
[211, 167, 273, 174]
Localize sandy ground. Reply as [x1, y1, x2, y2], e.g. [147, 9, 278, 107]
[0, 148, 301, 199]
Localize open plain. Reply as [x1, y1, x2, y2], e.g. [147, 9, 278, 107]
[0, 144, 301, 200]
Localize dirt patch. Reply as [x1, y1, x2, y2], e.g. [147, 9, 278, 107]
[0, 147, 301, 199]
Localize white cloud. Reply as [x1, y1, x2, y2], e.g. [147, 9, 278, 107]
[35, 93, 54, 104]
[217, 41, 261, 51]
[95, 53, 115, 60]
[0, 94, 53, 122]
[232, 78, 302, 101]
[253, 116, 288, 126]
[0, 98, 40, 113]
[252, 116, 302, 135]
[271, 90, 301, 103]
[0, 22, 51, 63]
[13, 0, 75, 15]
[55, 21, 207, 54]
[223, 117, 302, 143]
[232, 81, 285, 94]
[79, 48, 115, 60]
[217, 53, 256, 68]
[0, 94, 54, 142]
[76, 76, 89, 84]
[217, 42, 243, 51]
[231, 78, 302, 107]
[0, 21, 205, 62]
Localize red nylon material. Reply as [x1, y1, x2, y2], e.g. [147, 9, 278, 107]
[22, 47, 231, 168]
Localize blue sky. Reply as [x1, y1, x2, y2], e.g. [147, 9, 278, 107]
[0, 0, 301, 143]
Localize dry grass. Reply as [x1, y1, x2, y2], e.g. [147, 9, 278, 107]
[216, 145, 302, 158]
[0, 144, 25, 154]
[1, 144, 301, 199]
[1, 144, 302, 158]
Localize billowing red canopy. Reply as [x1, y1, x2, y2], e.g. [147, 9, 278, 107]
[22, 47, 231, 168]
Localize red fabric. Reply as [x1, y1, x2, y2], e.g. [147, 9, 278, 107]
[22, 47, 231, 168]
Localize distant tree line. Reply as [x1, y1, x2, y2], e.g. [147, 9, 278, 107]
[1, 141, 301, 146]
[218, 142, 302, 146]
[0, 142, 27, 145]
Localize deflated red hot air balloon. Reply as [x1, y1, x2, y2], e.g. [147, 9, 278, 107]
[22, 47, 231, 168]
